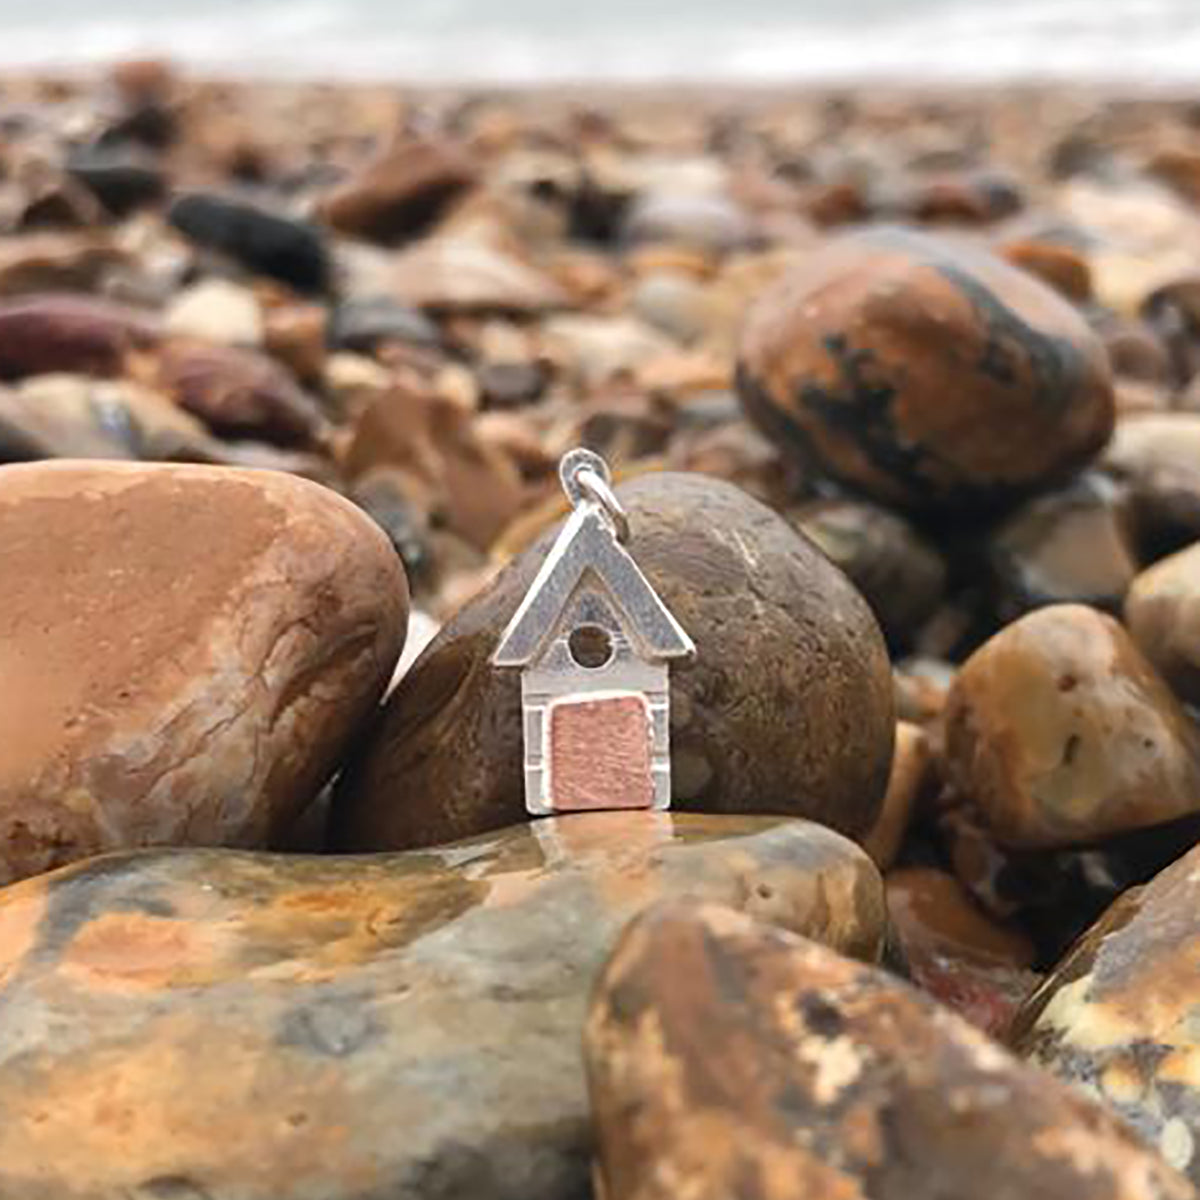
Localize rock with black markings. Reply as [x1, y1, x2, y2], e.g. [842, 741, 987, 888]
[585, 902, 1193, 1200]
[0, 813, 886, 1200]
[736, 228, 1115, 514]
[1014, 839, 1200, 1186]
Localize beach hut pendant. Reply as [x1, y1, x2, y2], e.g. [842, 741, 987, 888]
[492, 449, 695, 815]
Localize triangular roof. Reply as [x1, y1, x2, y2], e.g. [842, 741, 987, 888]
[492, 505, 694, 667]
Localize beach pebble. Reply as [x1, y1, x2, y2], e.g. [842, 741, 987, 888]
[0, 813, 884, 1200]
[145, 337, 328, 446]
[164, 277, 264, 347]
[1126, 542, 1200, 706]
[0, 373, 219, 463]
[862, 720, 933, 870]
[0, 293, 159, 380]
[332, 471, 894, 852]
[387, 235, 567, 313]
[944, 603, 1200, 849]
[1015, 839, 1200, 1186]
[789, 496, 947, 647]
[0, 233, 131, 298]
[328, 294, 440, 352]
[65, 145, 166, 216]
[887, 866, 1039, 1036]
[621, 188, 752, 255]
[736, 228, 1115, 514]
[0, 460, 407, 883]
[1104, 414, 1200, 559]
[988, 473, 1138, 621]
[168, 191, 331, 292]
[318, 139, 477, 243]
[585, 902, 1192, 1200]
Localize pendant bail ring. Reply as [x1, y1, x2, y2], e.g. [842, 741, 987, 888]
[559, 448, 631, 544]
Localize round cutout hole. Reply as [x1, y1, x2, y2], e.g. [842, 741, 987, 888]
[568, 624, 614, 669]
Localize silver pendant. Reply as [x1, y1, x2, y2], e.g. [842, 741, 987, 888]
[493, 449, 695, 815]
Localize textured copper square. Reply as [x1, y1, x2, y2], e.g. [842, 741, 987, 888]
[547, 692, 654, 811]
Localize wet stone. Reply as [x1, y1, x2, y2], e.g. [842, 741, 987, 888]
[0, 460, 407, 883]
[65, 145, 166, 216]
[944, 604, 1200, 850]
[1014, 839, 1200, 1186]
[988, 473, 1138, 622]
[736, 227, 1115, 515]
[0, 812, 886, 1200]
[789, 495, 947, 649]
[1126, 541, 1200, 708]
[585, 902, 1193, 1200]
[332, 471, 894, 852]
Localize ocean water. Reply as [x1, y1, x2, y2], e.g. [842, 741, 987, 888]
[0, 0, 1198, 85]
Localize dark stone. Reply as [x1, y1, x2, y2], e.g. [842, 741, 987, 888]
[66, 147, 167, 217]
[328, 295, 440, 352]
[168, 192, 330, 293]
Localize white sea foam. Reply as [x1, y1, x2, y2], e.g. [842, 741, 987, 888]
[0, 0, 1197, 84]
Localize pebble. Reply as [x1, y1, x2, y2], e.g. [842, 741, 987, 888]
[318, 139, 478, 243]
[1104, 413, 1200, 559]
[64, 145, 166, 216]
[0, 813, 885, 1200]
[1126, 541, 1200, 706]
[0, 293, 159, 380]
[0, 373, 218, 463]
[146, 337, 329, 447]
[988, 473, 1139, 621]
[387, 235, 568, 314]
[944, 603, 1200, 849]
[736, 228, 1116, 514]
[0, 460, 407, 883]
[332, 471, 894, 852]
[328, 294, 440, 352]
[789, 496, 947, 648]
[1015, 839, 1200, 1186]
[862, 720, 933, 870]
[585, 902, 1192, 1200]
[168, 191, 331, 293]
[164, 277, 265, 346]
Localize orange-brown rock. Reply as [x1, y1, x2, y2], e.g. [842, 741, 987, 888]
[736, 228, 1115, 514]
[332, 472, 894, 852]
[862, 721, 933, 870]
[585, 902, 1193, 1200]
[0, 813, 886, 1200]
[1014, 839, 1200, 1185]
[944, 604, 1200, 849]
[319, 139, 478, 243]
[0, 233, 130, 298]
[0, 460, 407, 883]
[140, 338, 329, 447]
[1002, 238, 1094, 303]
[0, 294, 159, 381]
[1126, 542, 1200, 706]
[342, 384, 525, 552]
[887, 866, 1038, 1035]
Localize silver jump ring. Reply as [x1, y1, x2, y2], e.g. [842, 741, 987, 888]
[576, 467, 630, 544]
[559, 448, 630, 544]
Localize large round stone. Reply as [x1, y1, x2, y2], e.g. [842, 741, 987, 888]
[0, 460, 407, 882]
[0, 813, 885, 1200]
[332, 472, 894, 851]
[736, 228, 1115, 514]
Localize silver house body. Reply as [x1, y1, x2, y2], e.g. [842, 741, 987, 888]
[492, 450, 694, 815]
